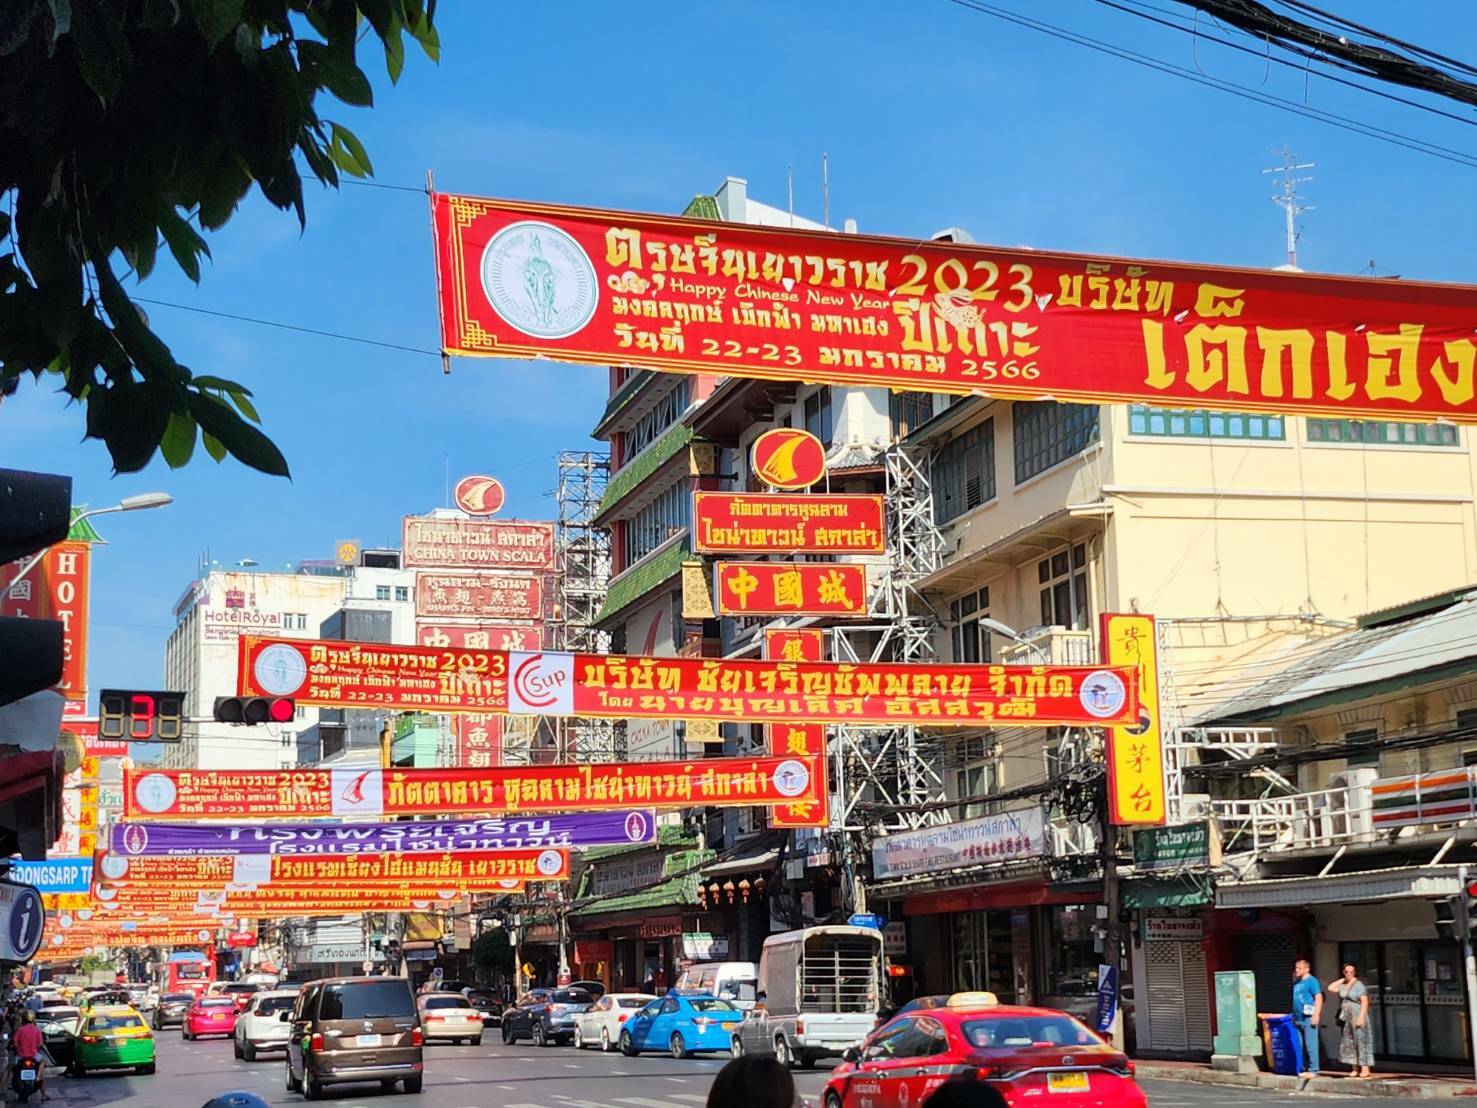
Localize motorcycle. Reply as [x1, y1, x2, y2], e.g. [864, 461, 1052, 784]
[12, 1055, 41, 1103]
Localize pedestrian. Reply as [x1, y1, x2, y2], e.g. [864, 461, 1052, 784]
[1332, 962, 1374, 1079]
[923, 1074, 1008, 1107]
[705, 1056, 800, 1108]
[1291, 956, 1323, 1078]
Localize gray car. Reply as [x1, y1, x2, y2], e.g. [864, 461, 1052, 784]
[500, 988, 594, 1047]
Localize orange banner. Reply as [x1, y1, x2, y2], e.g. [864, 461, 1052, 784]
[764, 629, 829, 828]
[434, 192, 1477, 424]
[716, 561, 867, 616]
[1101, 613, 1166, 826]
[88, 887, 503, 915]
[124, 755, 824, 820]
[93, 848, 567, 888]
[236, 637, 1140, 727]
[693, 493, 884, 555]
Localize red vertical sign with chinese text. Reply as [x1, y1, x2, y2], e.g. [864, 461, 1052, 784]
[764, 627, 829, 828]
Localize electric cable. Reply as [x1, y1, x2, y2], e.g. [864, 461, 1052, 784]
[132, 297, 442, 359]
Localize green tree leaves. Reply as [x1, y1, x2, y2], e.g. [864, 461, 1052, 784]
[0, 0, 438, 476]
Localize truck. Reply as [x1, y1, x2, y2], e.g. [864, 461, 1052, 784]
[730, 925, 883, 1068]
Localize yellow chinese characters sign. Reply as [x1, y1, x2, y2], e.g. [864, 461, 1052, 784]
[1100, 613, 1165, 826]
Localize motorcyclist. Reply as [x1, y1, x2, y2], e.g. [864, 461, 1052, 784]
[12, 1010, 47, 1101]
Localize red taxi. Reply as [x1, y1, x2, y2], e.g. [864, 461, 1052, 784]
[821, 993, 1145, 1108]
[181, 995, 239, 1040]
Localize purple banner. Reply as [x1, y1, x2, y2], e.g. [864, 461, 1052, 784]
[108, 810, 655, 858]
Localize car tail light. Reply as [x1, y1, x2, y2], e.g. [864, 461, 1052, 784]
[618, 1014, 629, 1022]
[309, 1033, 324, 1052]
[425, 1014, 443, 1022]
[693, 1017, 712, 1028]
[469, 1014, 482, 1022]
[795, 1019, 805, 1035]
[411, 1028, 424, 1047]
[975, 1065, 997, 1080]
[80, 1035, 98, 1044]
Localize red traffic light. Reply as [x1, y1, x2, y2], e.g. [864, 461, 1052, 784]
[1467, 881, 1477, 899]
[214, 696, 294, 725]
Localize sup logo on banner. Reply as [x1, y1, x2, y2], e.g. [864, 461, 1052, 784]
[508, 652, 575, 715]
[481, 221, 598, 339]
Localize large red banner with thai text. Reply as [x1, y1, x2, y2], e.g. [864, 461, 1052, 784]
[93, 848, 567, 888]
[122, 756, 825, 820]
[237, 636, 1138, 726]
[434, 193, 1477, 424]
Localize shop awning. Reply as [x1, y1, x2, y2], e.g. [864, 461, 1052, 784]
[1122, 875, 1213, 909]
[701, 833, 782, 880]
[1215, 864, 1463, 909]
[570, 874, 701, 923]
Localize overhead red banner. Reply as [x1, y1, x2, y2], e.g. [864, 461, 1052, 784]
[122, 755, 825, 820]
[433, 193, 1477, 424]
[236, 636, 1138, 726]
[764, 628, 829, 829]
[716, 561, 867, 616]
[693, 493, 885, 555]
[93, 849, 567, 888]
[415, 572, 544, 620]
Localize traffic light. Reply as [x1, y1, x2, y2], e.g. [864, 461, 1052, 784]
[98, 689, 186, 742]
[1437, 880, 1477, 943]
[213, 696, 295, 725]
[0, 469, 71, 707]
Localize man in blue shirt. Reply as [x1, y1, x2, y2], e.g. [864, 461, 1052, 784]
[1292, 957, 1324, 1077]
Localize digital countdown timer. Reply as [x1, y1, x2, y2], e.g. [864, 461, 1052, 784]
[98, 688, 185, 743]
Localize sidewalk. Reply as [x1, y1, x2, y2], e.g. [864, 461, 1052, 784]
[1136, 1058, 1477, 1099]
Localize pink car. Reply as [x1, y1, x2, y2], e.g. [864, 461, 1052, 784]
[182, 996, 238, 1040]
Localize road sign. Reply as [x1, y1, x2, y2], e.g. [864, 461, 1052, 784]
[848, 912, 885, 931]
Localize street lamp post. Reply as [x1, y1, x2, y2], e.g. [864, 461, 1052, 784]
[2, 492, 173, 599]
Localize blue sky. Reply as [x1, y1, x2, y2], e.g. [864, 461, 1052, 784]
[2, 1, 1474, 693]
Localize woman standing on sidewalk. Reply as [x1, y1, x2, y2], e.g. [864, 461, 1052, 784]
[1332, 962, 1374, 1079]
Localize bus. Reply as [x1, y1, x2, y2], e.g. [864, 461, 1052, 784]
[156, 951, 215, 996]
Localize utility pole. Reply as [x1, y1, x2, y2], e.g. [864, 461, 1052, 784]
[1100, 780, 1124, 1050]
[1456, 865, 1477, 1083]
[1262, 147, 1315, 269]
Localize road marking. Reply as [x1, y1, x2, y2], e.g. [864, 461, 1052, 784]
[498, 1084, 518, 1090]
[503, 1103, 547, 1108]
[665, 1076, 690, 1082]
[617, 1099, 688, 1108]
[454, 1075, 471, 1082]
[671, 1097, 709, 1104]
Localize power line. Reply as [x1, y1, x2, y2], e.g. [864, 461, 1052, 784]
[939, 0, 1477, 170]
[1268, 0, 1477, 80]
[132, 297, 442, 359]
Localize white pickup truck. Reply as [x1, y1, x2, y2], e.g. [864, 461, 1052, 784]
[730, 925, 882, 1068]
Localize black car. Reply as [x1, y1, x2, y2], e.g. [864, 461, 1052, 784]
[466, 990, 506, 1025]
[500, 988, 594, 1047]
[152, 992, 196, 1028]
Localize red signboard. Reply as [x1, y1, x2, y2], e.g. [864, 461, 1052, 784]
[94, 848, 569, 887]
[433, 192, 1477, 424]
[226, 930, 257, 948]
[415, 572, 544, 620]
[403, 516, 555, 571]
[693, 493, 884, 555]
[236, 637, 1139, 727]
[122, 756, 824, 820]
[456, 713, 502, 768]
[751, 428, 826, 490]
[418, 623, 542, 651]
[3, 541, 91, 701]
[764, 628, 829, 828]
[715, 561, 867, 616]
[453, 475, 506, 516]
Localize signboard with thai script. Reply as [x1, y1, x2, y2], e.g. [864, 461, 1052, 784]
[1132, 821, 1218, 872]
[93, 848, 569, 889]
[693, 493, 884, 555]
[86, 888, 504, 916]
[765, 628, 828, 829]
[871, 808, 1046, 881]
[418, 622, 542, 651]
[415, 572, 544, 620]
[123, 756, 824, 820]
[1143, 916, 1205, 942]
[716, 561, 867, 616]
[402, 516, 555, 571]
[1101, 612, 1167, 826]
[236, 637, 1141, 727]
[434, 192, 1477, 424]
[107, 811, 656, 857]
[589, 853, 665, 897]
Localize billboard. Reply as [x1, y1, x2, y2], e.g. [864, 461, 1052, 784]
[764, 628, 828, 828]
[1101, 612, 1167, 826]
[417, 622, 542, 651]
[415, 572, 544, 620]
[402, 516, 555, 571]
[715, 561, 867, 616]
[432, 192, 1477, 424]
[693, 493, 884, 555]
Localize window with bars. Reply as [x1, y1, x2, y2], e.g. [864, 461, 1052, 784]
[949, 586, 993, 664]
[1306, 419, 1459, 447]
[890, 392, 936, 439]
[622, 379, 691, 460]
[933, 419, 995, 525]
[1038, 543, 1090, 630]
[1012, 401, 1099, 483]
[804, 387, 834, 446]
[621, 482, 691, 567]
[1129, 405, 1285, 440]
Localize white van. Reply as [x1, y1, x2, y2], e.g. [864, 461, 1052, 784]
[675, 961, 759, 1011]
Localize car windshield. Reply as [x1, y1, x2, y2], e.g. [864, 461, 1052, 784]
[690, 998, 738, 1013]
[224, 984, 257, 993]
[200, 998, 235, 1009]
[319, 982, 414, 1020]
[617, 997, 647, 1008]
[88, 1015, 146, 1031]
[256, 996, 296, 1015]
[163, 994, 194, 1004]
[551, 990, 591, 1004]
[424, 996, 472, 1010]
[962, 1015, 1102, 1049]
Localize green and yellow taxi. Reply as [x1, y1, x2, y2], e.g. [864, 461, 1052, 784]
[72, 1005, 157, 1077]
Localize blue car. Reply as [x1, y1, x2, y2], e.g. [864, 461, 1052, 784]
[618, 993, 744, 1058]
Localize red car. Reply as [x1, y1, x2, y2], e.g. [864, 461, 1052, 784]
[181, 996, 239, 1040]
[821, 993, 1146, 1108]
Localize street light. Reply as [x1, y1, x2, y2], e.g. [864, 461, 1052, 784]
[978, 617, 1049, 664]
[3, 491, 173, 598]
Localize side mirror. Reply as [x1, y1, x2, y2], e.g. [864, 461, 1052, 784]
[842, 1047, 860, 1063]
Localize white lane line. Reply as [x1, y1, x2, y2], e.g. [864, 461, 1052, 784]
[611, 1069, 630, 1075]
[498, 1084, 519, 1090]
[454, 1074, 471, 1081]
[665, 1076, 690, 1082]
[503, 1103, 548, 1108]
[672, 1097, 709, 1104]
[563, 1062, 582, 1069]
[617, 1099, 688, 1108]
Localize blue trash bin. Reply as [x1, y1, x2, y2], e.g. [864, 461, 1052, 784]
[1264, 1013, 1306, 1076]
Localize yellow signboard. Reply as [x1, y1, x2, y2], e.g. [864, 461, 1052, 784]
[1100, 612, 1166, 826]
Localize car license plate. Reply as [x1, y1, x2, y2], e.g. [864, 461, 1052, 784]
[1047, 1072, 1089, 1093]
[356, 1034, 381, 1047]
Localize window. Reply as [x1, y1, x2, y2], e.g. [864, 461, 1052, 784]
[949, 586, 992, 664]
[1038, 543, 1090, 629]
[1307, 419, 1458, 447]
[282, 612, 308, 630]
[955, 760, 998, 820]
[1129, 406, 1285, 440]
[1345, 727, 1380, 768]
[1045, 904, 1099, 999]
[804, 387, 834, 446]
[394, 586, 410, 602]
[375, 585, 391, 601]
[622, 379, 691, 460]
[1013, 401, 1099, 483]
[891, 392, 935, 439]
[621, 481, 691, 566]
[318, 981, 414, 1020]
[933, 420, 995, 524]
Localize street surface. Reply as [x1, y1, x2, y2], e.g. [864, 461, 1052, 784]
[27, 1031, 1417, 1106]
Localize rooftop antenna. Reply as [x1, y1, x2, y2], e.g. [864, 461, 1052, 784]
[1262, 146, 1315, 270]
[822, 152, 830, 231]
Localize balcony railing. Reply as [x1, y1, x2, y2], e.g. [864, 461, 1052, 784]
[1211, 784, 1375, 855]
[999, 628, 1096, 666]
